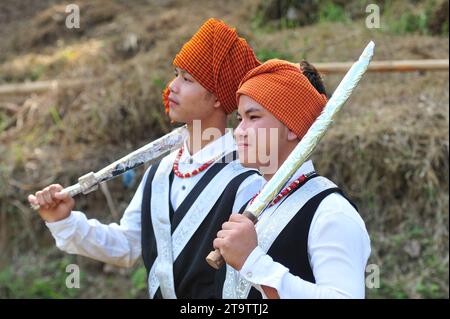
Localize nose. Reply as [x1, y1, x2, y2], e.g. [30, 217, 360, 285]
[234, 120, 248, 140]
[168, 77, 179, 93]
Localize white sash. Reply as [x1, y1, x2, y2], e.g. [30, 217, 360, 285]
[148, 152, 177, 299]
[148, 155, 254, 298]
[222, 176, 337, 299]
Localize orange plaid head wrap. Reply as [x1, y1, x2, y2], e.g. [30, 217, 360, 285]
[236, 59, 328, 139]
[162, 18, 260, 115]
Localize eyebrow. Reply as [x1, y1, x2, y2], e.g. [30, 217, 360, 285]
[237, 107, 261, 117]
[244, 107, 261, 114]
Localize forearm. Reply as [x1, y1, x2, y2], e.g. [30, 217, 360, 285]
[240, 246, 362, 299]
[46, 210, 141, 268]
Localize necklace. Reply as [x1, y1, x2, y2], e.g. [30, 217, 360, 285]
[250, 171, 317, 207]
[173, 147, 221, 178]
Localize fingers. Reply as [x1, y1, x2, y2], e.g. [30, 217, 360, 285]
[222, 214, 248, 230]
[229, 213, 248, 222]
[213, 237, 225, 250]
[50, 184, 68, 200]
[49, 184, 63, 194]
[54, 192, 69, 200]
[42, 188, 53, 205]
[221, 221, 238, 230]
[33, 184, 64, 209]
[217, 229, 232, 239]
[35, 191, 48, 209]
[223, 214, 252, 231]
[230, 213, 255, 227]
[27, 194, 38, 206]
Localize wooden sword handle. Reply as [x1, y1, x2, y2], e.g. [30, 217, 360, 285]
[206, 211, 257, 269]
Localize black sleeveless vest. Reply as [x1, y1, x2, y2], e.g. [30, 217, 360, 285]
[141, 153, 259, 298]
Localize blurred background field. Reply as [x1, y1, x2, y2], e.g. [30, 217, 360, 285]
[0, 0, 448, 298]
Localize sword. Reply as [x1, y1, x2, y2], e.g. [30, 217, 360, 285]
[30, 125, 189, 210]
[206, 41, 375, 269]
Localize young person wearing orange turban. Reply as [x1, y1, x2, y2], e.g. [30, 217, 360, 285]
[214, 59, 371, 299]
[28, 18, 265, 299]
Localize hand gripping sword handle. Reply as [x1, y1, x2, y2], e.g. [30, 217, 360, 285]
[206, 211, 257, 269]
[30, 172, 97, 210]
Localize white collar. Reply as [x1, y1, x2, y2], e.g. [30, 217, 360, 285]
[180, 130, 236, 164]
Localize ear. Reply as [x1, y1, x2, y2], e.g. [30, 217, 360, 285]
[213, 96, 221, 109]
[287, 129, 299, 141]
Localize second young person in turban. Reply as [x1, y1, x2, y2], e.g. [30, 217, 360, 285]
[214, 59, 371, 299]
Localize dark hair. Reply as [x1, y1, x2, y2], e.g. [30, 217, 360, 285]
[300, 60, 327, 96]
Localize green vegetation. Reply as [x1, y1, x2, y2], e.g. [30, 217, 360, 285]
[253, 0, 449, 36]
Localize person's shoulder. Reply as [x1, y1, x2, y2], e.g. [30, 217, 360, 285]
[315, 191, 367, 233]
[241, 170, 266, 188]
[229, 162, 265, 191]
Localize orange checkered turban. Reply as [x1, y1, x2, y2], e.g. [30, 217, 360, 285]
[236, 59, 328, 139]
[162, 18, 260, 115]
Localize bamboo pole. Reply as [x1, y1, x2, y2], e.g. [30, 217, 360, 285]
[0, 60, 447, 96]
[315, 59, 449, 74]
[0, 78, 99, 95]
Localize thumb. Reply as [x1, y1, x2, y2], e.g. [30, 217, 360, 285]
[54, 191, 69, 200]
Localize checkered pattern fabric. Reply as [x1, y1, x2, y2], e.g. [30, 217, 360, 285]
[162, 18, 260, 114]
[236, 59, 328, 139]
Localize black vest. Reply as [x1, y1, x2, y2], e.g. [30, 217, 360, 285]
[239, 178, 358, 299]
[141, 154, 259, 298]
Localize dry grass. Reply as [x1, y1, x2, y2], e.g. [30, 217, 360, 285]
[314, 71, 449, 298]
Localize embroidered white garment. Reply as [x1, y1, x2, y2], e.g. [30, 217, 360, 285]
[149, 152, 177, 298]
[223, 160, 371, 299]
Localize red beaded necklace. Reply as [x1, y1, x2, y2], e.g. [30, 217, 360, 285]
[172, 147, 219, 178]
[250, 171, 317, 207]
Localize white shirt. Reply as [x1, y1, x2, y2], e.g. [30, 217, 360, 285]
[238, 160, 371, 299]
[46, 132, 265, 268]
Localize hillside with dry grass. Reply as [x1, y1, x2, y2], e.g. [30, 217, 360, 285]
[0, 0, 448, 298]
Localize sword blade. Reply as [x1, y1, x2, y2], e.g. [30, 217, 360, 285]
[31, 125, 188, 210]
